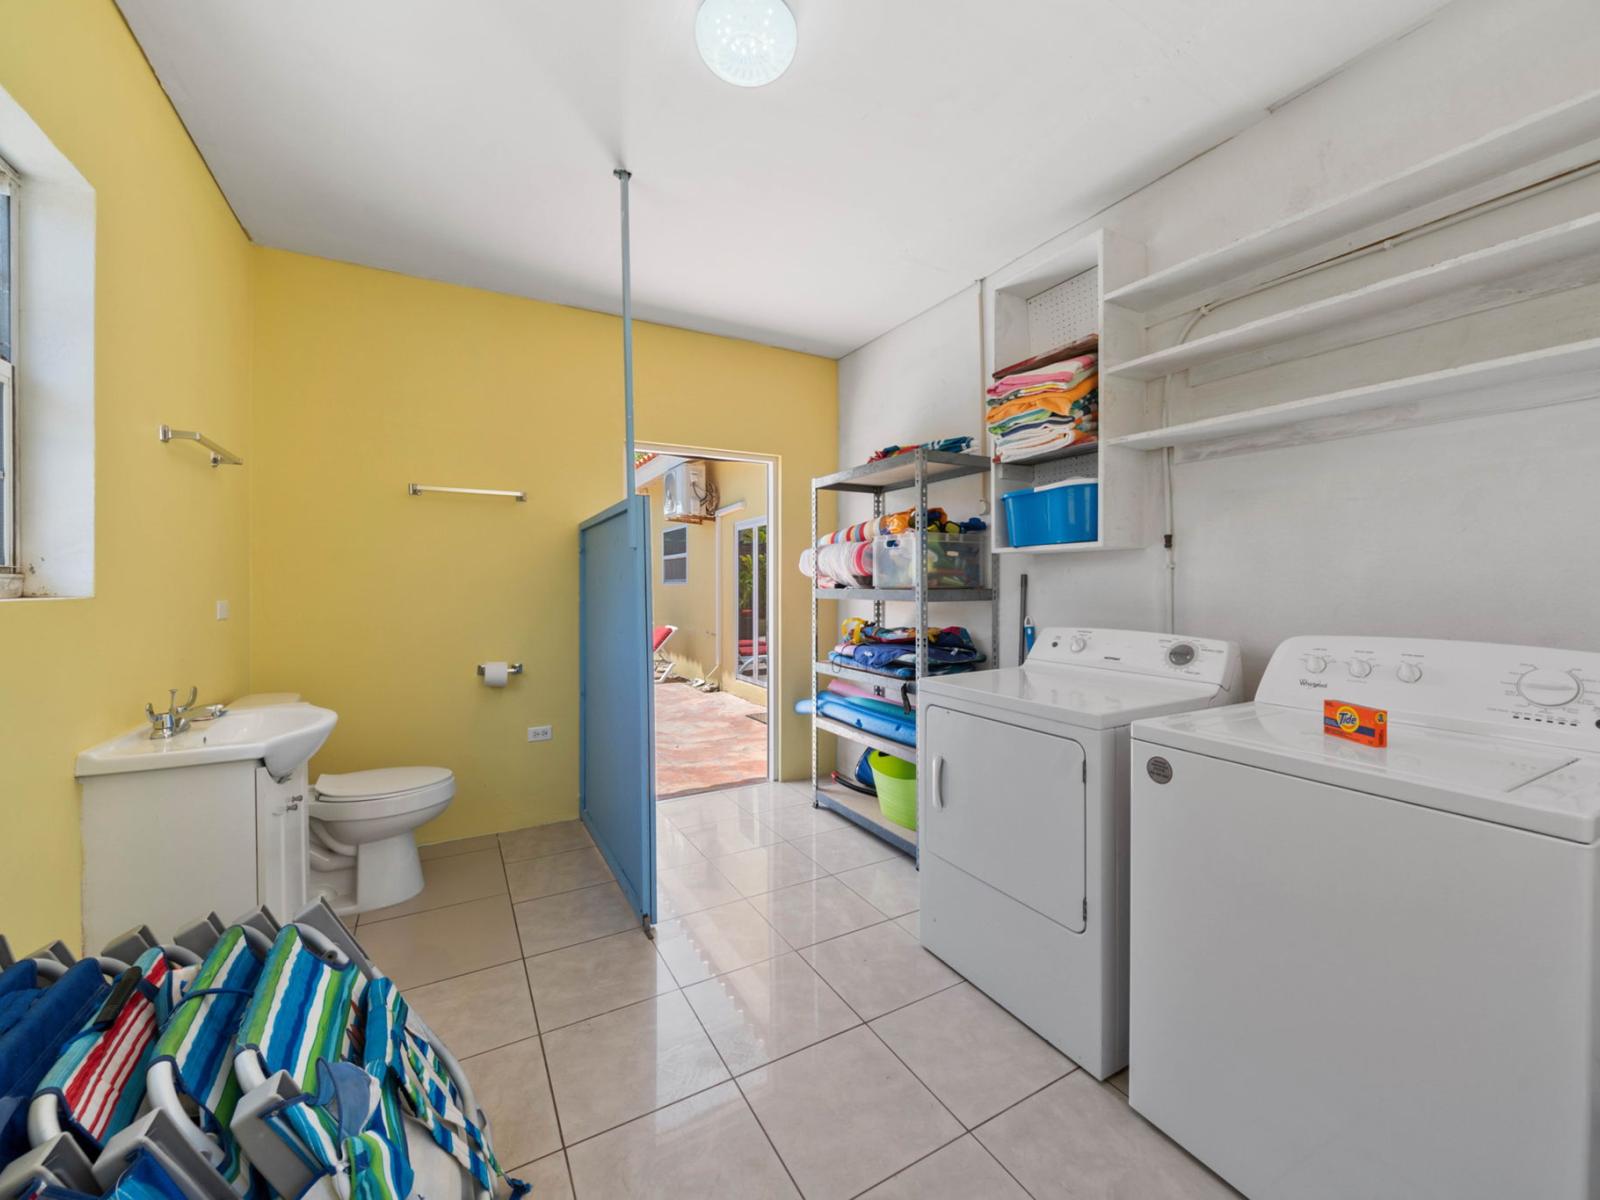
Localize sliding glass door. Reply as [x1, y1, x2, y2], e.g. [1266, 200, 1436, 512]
[734, 518, 768, 686]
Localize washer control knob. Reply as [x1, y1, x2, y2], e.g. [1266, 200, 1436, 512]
[1517, 668, 1582, 708]
[1166, 642, 1197, 668]
[1348, 659, 1373, 679]
[1069, 636, 1088, 654]
[1303, 654, 1329, 675]
[1396, 662, 1423, 684]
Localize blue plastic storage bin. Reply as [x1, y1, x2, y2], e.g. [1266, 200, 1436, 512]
[1002, 479, 1099, 547]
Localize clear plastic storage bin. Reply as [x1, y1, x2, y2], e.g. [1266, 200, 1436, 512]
[872, 531, 986, 589]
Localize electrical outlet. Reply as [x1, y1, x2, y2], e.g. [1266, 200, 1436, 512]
[527, 725, 552, 743]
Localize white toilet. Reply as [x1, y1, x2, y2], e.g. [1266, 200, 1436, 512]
[232, 693, 455, 914]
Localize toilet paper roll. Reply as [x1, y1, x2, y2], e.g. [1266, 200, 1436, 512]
[481, 661, 510, 688]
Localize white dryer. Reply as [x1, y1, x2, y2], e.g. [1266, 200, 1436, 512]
[917, 627, 1241, 1078]
[1129, 635, 1600, 1199]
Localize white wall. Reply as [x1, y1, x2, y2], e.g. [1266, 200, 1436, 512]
[836, 0, 1600, 691]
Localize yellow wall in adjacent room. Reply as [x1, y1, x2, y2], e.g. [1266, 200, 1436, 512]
[641, 474, 720, 685]
[250, 250, 835, 844]
[641, 458, 770, 702]
[0, 4, 255, 949]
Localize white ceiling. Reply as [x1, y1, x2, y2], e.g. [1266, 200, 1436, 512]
[117, 0, 1447, 357]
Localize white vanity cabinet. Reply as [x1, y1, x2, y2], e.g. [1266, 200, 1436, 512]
[80, 760, 310, 951]
[75, 705, 334, 951]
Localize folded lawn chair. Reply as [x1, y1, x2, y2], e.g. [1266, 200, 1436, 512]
[652, 624, 678, 682]
[27, 946, 190, 1156]
[0, 955, 112, 1166]
[229, 922, 522, 1200]
[143, 926, 271, 1199]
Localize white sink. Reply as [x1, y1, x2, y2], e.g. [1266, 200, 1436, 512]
[76, 705, 338, 779]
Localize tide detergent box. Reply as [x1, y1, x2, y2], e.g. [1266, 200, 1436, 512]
[1324, 699, 1388, 747]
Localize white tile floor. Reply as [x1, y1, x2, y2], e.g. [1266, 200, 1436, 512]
[360, 781, 1236, 1198]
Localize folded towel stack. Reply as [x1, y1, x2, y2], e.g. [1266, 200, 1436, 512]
[986, 353, 1098, 464]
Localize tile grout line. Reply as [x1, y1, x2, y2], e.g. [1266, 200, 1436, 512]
[672, 947, 807, 1199]
[506, 840, 576, 1186]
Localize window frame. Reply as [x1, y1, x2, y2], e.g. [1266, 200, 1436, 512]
[661, 523, 688, 586]
[0, 152, 16, 573]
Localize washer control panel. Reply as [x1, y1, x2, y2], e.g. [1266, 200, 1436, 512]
[1030, 627, 1241, 692]
[1258, 635, 1600, 749]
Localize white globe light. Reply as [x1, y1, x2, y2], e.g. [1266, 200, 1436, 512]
[695, 0, 798, 88]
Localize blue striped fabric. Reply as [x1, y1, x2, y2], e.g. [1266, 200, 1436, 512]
[263, 1069, 412, 1200]
[363, 978, 528, 1197]
[149, 928, 266, 1199]
[237, 926, 361, 1095]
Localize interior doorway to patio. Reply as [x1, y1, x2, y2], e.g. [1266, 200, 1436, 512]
[636, 447, 774, 799]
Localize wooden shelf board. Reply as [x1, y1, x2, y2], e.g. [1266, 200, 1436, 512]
[1107, 213, 1600, 383]
[1104, 89, 1600, 319]
[813, 715, 915, 764]
[1108, 338, 1600, 457]
[814, 587, 994, 602]
[812, 450, 991, 495]
[993, 540, 1105, 556]
[814, 780, 917, 857]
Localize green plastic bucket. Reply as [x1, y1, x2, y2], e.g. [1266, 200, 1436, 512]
[868, 751, 917, 831]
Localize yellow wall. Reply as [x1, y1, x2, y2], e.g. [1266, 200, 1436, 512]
[1, 2, 835, 948]
[641, 474, 719, 684]
[251, 251, 836, 844]
[0, 4, 255, 949]
[642, 458, 770, 700]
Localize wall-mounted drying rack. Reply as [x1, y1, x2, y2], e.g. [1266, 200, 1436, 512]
[158, 424, 243, 467]
[407, 483, 527, 502]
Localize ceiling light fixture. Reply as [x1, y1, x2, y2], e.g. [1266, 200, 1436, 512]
[695, 0, 797, 88]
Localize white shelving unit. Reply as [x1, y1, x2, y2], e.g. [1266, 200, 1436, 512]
[1108, 338, 1600, 460]
[1108, 213, 1600, 385]
[1105, 88, 1600, 321]
[1088, 90, 1600, 461]
[984, 228, 1160, 554]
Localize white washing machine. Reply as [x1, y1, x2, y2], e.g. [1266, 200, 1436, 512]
[1129, 635, 1600, 1199]
[917, 627, 1241, 1078]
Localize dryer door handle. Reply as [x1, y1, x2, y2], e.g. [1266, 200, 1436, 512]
[932, 755, 946, 808]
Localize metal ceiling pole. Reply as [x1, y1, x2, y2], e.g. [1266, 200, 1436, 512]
[616, 167, 636, 500]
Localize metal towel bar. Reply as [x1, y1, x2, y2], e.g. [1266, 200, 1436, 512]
[159, 425, 243, 467]
[407, 483, 527, 502]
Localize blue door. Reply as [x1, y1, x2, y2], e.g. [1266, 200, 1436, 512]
[579, 495, 657, 925]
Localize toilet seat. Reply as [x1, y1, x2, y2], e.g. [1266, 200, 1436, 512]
[311, 767, 454, 819]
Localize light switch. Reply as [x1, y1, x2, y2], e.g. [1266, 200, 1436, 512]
[216, 599, 230, 620]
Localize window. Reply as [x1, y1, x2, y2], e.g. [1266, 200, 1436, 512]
[662, 524, 688, 585]
[0, 153, 14, 574]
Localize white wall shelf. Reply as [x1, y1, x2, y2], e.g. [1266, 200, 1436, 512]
[1107, 212, 1600, 384]
[1104, 88, 1600, 321]
[984, 229, 1159, 555]
[1108, 338, 1600, 460]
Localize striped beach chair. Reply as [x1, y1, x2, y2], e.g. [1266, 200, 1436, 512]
[361, 978, 526, 1198]
[233, 925, 411, 1200]
[28, 948, 184, 1155]
[144, 927, 268, 1199]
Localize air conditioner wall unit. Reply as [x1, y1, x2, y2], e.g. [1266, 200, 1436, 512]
[663, 461, 711, 524]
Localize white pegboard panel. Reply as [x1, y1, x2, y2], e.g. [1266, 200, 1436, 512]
[1026, 267, 1099, 351]
[1031, 453, 1099, 486]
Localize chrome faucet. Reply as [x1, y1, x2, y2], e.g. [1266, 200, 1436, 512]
[144, 686, 198, 739]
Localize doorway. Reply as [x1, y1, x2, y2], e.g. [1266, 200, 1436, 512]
[636, 447, 775, 799]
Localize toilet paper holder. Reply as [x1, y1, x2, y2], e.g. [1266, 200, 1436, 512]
[477, 662, 524, 677]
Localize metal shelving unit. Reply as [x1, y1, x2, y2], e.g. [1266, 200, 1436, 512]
[809, 447, 997, 861]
